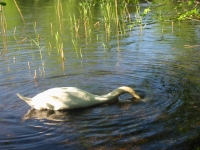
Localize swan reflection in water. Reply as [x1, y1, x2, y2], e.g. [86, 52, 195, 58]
[22, 96, 143, 121]
[23, 108, 71, 121]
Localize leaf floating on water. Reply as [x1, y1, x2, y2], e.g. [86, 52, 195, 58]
[0, 2, 6, 6]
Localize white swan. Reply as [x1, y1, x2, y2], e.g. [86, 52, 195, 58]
[17, 86, 140, 110]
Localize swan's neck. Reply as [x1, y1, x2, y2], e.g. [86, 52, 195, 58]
[95, 86, 140, 101]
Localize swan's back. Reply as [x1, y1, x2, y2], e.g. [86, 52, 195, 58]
[32, 87, 98, 110]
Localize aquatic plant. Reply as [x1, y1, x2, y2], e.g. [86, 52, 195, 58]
[31, 22, 46, 76]
[0, 3, 7, 52]
[0, 1, 6, 7]
[178, 7, 200, 21]
[174, 0, 200, 21]
[13, 0, 25, 23]
[41, 0, 152, 57]
[55, 31, 65, 61]
[55, 0, 63, 33]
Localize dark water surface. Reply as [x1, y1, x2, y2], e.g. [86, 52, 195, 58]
[0, 0, 200, 149]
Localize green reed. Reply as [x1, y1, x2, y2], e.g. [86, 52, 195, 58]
[79, 2, 93, 44]
[55, 31, 65, 61]
[69, 14, 80, 38]
[31, 22, 45, 76]
[52, 0, 150, 56]
[55, 0, 63, 33]
[72, 38, 82, 58]
[0, 4, 7, 53]
[14, 0, 25, 23]
[10, 0, 150, 63]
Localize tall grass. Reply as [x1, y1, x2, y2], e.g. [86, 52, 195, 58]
[43, 0, 149, 57]
[47, 0, 150, 59]
[14, 0, 25, 23]
[2, 0, 150, 63]
[31, 22, 46, 76]
[55, 0, 63, 33]
[0, 4, 7, 53]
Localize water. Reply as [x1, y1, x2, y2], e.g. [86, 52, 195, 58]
[0, 0, 200, 149]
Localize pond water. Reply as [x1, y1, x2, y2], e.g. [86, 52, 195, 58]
[0, 0, 200, 149]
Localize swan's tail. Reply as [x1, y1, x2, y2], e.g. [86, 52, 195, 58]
[16, 94, 32, 105]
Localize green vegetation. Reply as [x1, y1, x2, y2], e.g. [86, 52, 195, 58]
[0, 1, 6, 7]
[0, 0, 200, 149]
[174, 0, 200, 21]
[0, 1, 7, 53]
[0, 0, 199, 64]
[0, 0, 199, 67]
[31, 22, 46, 76]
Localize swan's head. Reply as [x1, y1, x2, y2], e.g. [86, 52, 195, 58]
[118, 86, 140, 99]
